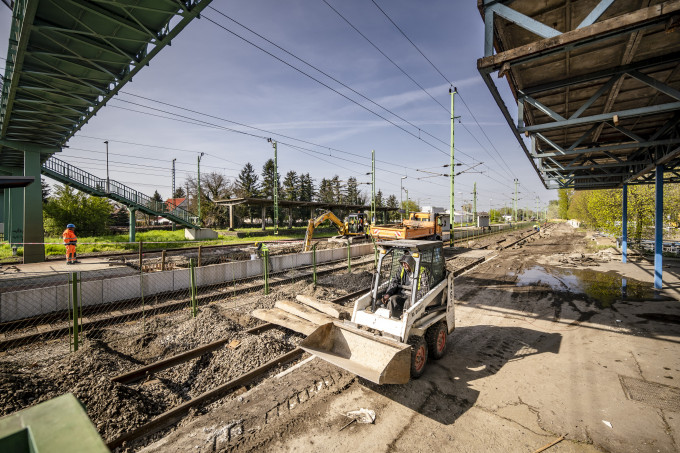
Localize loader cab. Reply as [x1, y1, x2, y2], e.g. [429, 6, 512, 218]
[374, 240, 445, 310]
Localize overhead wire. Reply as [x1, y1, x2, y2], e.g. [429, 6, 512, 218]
[203, 10, 450, 158]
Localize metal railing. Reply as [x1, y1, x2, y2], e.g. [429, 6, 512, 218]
[42, 157, 199, 228]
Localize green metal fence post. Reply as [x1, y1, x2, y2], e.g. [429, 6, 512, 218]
[312, 243, 318, 287]
[263, 246, 270, 295]
[347, 240, 351, 273]
[372, 236, 378, 269]
[70, 272, 79, 352]
[189, 258, 198, 317]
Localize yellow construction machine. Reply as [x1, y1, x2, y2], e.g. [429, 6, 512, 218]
[301, 240, 454, 384]
[303, 211, 369, 252]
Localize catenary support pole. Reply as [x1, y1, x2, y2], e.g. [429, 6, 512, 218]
[171, 158, 176, 231]
[23, 151, 44, 263]
[372, 150, 376, 224]
[473, 182, 477, 223]
[622, 183, 628, 263]
[450, 87, 457, 247]
[270, 139, 279, 235]
[655, 165, 664, 290]
[197, 153, 204, 227]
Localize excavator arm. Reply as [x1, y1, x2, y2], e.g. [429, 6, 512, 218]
[303, 211, 346, 251]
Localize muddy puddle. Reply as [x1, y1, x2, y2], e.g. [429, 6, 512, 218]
[516, 265, 658, 307]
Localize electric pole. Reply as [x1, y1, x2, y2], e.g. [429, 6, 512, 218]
[371, 150, 375, 224]
[400, 176, 407, 223]
[449, 86, 457, 247]
[513, 179, 519, 222]
[171, 158, 176, 231]
[268, 139, 279, 235]
[473, 182, 477, 224]
[197, 153, 204, 227]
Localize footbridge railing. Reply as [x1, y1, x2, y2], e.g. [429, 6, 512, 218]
[42, 157, 199, 228]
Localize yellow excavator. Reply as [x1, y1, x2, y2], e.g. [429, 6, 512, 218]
[303, 211, 369, 252]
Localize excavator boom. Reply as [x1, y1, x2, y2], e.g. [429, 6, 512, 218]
[303, 211, 346, 252]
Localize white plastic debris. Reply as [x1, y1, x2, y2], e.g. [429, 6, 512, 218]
[602, 420, 613, 429]
[345, 408, 376, 424]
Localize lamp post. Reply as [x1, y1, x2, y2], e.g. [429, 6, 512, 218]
[404, 188, 409, 219]
[197, 152, 204, 227]
[104, 140, 110, 193]
[400, 176, 407, 222]
[489, 198, 493, 222]
[267, 138, 279, 235]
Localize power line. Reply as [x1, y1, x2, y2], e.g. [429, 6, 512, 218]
[204, 8, 451, 157]
[369, 0, 452, 86]
[321, 0, 448, 114]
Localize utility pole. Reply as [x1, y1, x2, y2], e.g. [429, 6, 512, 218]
[513, 179, 518, 222]
[473, 182, 477, 223]
[371, 150, 375, 224]
[171, 158, 177, 231]
[268, 139, 279, 235]
[104, 140, 110, 193]
[405, 188, 409, 218]
[197, 153, 204, 227]
[449, 86, 458, 247]
[400, 176, 407, 223]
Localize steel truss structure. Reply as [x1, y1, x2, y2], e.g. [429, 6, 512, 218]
[477, 0, 680, 190]
[0, 0, 212, 165]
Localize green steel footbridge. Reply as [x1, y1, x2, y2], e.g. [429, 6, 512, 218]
[0, 0, 210, 262]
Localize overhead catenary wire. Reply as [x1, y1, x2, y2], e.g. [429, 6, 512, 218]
[203, 10, 450, 158]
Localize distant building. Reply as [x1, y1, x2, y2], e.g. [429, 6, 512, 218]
[477, 212, 490, 228]
[166, 197, 187, 211]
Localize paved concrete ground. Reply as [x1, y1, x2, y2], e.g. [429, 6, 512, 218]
[258, 223, 680, 452]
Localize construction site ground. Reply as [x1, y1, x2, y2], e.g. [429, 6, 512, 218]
[1, 223, 678, 452]
[142, 223, 680, 453]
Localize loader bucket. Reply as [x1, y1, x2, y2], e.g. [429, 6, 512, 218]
[300, 322, 411, 385]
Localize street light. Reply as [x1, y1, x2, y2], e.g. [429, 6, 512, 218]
[104, 140, 109, 193]
[489, 198, 493, 223]
[400, 176, 407, 222]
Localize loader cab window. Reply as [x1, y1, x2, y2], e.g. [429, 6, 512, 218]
[415, 250, 433, 300]
[431, 245, 445, 286]
[376, 247, 407, 292]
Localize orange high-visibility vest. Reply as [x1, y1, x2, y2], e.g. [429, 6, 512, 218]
[62, 229, 77, 245]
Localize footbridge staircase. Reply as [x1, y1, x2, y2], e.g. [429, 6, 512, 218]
[42, 157, 199, 229]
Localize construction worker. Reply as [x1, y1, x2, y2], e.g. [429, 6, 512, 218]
[62, 224, 78, 264]
[380, 254, 429, 318]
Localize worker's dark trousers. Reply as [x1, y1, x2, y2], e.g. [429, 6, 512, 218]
[387, 295, 409, 318]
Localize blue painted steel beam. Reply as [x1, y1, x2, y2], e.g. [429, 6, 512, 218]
[577, 0, 616, 29]
[655, 165, 664, 290]
[622, 183, 628, 263]
[519, 101, 680, 133]
[532, 138, 680, 158]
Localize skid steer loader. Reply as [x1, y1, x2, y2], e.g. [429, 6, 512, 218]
[301, 240, 454, 384]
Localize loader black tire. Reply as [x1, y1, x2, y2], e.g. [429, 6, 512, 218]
[426, 321, 448, 360]
[408, 335, 428, 379]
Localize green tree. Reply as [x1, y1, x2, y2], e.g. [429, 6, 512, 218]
[235, 163, 259, 197]
[375, 189, 384, 208]
[318, 178, 334, 203]
[331, 175, 343, 203]
[558, 189, 571, 219]
[282, 171, 299, 201]
[260, 159, 280, 199]
[345, 177, 359, 204]
[386, 194, 399, 221]
[152, 190, 163, 202]
[299, 173, 315, 202]
[172, 187, 186, 198]
[44, 185, 113, 236]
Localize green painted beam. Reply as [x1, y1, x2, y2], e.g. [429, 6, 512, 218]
[0, 393, 109, 453]
[23, 150, 44, 263]
[0, 139, 61, 154]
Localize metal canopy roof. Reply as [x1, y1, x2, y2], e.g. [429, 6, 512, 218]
[0, 0, 211, 167]
[477, 0, 680, 190]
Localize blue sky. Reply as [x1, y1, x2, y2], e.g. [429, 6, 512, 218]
[0, 0, 555, 213]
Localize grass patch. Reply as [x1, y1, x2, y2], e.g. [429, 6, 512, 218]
[1, 228, 336, 259]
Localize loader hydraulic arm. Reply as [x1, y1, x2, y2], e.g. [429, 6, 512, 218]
[303, 211, 346, 252]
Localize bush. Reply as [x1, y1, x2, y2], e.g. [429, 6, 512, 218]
[44, 185, 114, 236]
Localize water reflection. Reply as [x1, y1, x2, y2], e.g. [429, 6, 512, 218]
[516, 266, 657, 307]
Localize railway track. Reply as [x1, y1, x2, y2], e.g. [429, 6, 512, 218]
[105, 287, 370, 450]
[102, 228, 549, 449]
